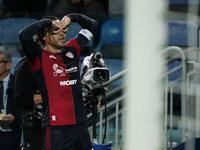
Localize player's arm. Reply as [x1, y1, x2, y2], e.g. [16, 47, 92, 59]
[62, 13, 98, 49]
[18, 19, 52, 62]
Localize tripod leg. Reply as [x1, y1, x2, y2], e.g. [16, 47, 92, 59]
[92, 102, 97, 139]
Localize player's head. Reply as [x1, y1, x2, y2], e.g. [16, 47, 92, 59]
[35, 15, 67, 49]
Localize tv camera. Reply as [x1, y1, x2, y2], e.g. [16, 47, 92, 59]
[80, 52, 110, 139]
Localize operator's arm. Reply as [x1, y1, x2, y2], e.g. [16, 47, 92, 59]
[66, 13, 98, 49]
[34, 95, 42, 104]
[18, 19, 52, 62]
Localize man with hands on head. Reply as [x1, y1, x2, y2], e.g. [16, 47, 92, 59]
[19, 13, 98, 150]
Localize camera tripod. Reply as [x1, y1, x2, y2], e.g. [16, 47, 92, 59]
[90, 86, 107, 140]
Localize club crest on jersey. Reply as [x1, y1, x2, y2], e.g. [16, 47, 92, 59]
[53, 63, 67, 77]
[66, 51, 74, 58]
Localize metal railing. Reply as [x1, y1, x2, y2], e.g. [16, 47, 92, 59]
[87, 46, 200, 150]
[162, 46, 200, 149]
[87, 69, 127, 150]
[161, 46, 187, 149]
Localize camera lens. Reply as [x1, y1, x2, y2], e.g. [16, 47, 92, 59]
[96, 71, 105, 81]
[93, 69, 109, 82]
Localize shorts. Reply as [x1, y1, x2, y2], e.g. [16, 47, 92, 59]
[42, 123, 93, 150]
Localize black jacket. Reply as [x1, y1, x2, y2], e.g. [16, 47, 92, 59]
[14, 57, 37, 110]
[6, 74, 22, 147]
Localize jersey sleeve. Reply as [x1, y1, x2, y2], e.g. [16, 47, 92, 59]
[67, 13, 98, 35]
[67, 13, 98, 50]
[18, 19, 52, 63]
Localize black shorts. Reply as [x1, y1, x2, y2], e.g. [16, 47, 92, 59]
[42, 124, 93, 150]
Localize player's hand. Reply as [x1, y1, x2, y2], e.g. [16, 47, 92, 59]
[45, 20, 62, 35]
[61, 16, 71, 33]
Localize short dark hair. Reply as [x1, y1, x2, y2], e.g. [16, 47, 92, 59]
[35, 15, 59, 48]
[0, 50, 11, 62]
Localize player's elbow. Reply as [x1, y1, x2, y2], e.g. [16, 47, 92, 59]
[18, 29, 29, 43]
[92, 20, 98, 35]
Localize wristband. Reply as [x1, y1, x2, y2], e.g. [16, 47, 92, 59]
[79, 29, 93, 41]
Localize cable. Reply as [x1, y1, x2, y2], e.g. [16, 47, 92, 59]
[102, 93, 107, 144]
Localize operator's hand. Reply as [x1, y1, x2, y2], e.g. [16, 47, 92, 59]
[90, 99, 101, 110]
[83, 98, 101, 110]
[96, 99, 101, 110]
[2, 114, 15, 124]
[34, 94, 42, 104]
[61, 15, 71, 33]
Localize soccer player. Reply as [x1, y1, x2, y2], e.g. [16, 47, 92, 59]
[18, 13, 98, 150]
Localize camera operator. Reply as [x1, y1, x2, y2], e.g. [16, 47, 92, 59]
[14, 57, 42, 150]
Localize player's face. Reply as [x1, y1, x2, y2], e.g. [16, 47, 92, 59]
[45, 20, 67, 49]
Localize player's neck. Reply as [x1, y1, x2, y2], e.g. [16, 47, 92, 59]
[44, 45, 62, 53]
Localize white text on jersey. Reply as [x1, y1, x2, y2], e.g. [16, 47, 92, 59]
[60, 80, 77, 86]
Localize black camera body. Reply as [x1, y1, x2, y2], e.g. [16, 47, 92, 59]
[21, 104, 42, 131]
